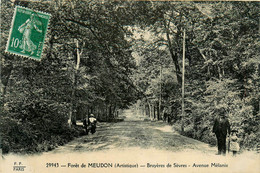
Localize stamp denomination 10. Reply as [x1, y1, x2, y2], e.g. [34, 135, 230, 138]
[5, 6, 50, 60]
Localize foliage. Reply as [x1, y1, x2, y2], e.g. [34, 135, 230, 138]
[134, 1, 259, 149]
[0, 0, 139, 153]
[0, 1, 259, 153]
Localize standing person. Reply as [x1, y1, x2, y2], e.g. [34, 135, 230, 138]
[229, 129, 240, 156]
[88, 114, 97, 134]
[212, 108, 231, 155]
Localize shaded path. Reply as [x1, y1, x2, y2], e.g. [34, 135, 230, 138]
[2, 110, 259, 173]
[51, 109, 216, 154]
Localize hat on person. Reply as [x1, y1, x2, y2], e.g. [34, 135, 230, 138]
[219, 108, 226, 117]
[90, 114, 94, 117]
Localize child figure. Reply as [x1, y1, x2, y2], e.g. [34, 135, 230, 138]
[229, 129, 240, 156]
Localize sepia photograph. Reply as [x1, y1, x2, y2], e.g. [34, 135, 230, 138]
[0, 0, 259, 173]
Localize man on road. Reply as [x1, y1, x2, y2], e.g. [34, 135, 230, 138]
[88, 114, 97, 126]
[212, 108, 231, 155]
[83, 114, 97, 135]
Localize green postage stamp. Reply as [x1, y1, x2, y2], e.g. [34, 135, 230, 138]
[5, 6, 50, 60]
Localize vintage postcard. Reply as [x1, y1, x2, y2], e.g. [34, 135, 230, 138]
[1, 0, 259, 173]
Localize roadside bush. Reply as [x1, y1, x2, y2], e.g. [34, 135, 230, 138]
[174, 78, 259, 151]
[0, 105, 84, 154]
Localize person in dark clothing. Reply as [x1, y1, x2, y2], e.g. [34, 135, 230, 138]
[83, 115, 88, 134]
[212, 108, 231, 155]
[83, 114, 97, 135]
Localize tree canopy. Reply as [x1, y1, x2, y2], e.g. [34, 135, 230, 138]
[1, 0, 259, 153]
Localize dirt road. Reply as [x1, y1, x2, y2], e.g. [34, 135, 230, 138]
[1, 110, 259, 173]
[52, 110, 215, 154]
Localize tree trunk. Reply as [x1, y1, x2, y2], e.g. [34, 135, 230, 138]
[106, 104, 108, 121]
[109, 105, 112, 119]
[68, 71, 76, 127]
[157, 101, 160, 120]
[147, 102, 152, 118]
[1, 63, 13, 104]
[165, 20, 181, 84]
[113, 104, 117, 118]
[69, 39, 81, 127]
[181, 29, 186, 132]
[153, 105, 156, 120]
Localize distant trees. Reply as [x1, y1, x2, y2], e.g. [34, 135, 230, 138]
[0, 0, 140, 153]
[133, 1, 259, 149]
[0, 0, 258, 153]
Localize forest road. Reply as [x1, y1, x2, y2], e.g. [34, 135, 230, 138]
[2, 110, 259, 173]
[52, 109, 217, 154]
